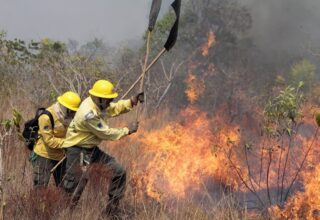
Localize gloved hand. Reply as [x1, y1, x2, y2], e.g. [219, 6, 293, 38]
[130, 92, 144, 106]
[128, 121, 139, 135]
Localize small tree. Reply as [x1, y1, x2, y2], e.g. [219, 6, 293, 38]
[227, 84, 319, 217]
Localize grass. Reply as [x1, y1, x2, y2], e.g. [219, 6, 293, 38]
[0, 125, 251, 220]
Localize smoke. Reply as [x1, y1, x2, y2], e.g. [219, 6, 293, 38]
[0, 0, 172, 45]
[241, 0, 320, 54]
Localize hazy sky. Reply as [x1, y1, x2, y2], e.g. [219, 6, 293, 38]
[0, 0, 171, 45]
[241, 0, 320, 53]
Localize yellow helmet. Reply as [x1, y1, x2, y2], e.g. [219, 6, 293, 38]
[89, 80, 118, 99]
[57, 91, 81, 111]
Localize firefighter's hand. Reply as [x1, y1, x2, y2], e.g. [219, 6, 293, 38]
[128, 122, 139, 135]
[130, 92, 144, 106]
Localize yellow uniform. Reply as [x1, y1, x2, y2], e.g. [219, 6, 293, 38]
[62, 97, 132, 149]
[33, 104, 66, 161]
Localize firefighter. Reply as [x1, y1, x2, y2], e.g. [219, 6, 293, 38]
[62, 80, 143, 217]
[30, 91, 81, 187]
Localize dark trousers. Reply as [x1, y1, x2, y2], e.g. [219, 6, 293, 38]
[63, 146, 127, 206]
[31, 153, 66, 187]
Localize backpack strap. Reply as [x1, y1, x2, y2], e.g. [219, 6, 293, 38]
[35, 108, 46, 117]
[37, 108, 55, 130]
[43, 110, 55, 130]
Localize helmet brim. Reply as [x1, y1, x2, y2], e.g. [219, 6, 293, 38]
[89, 89, 119, 99]
[57, 96, 79, 111]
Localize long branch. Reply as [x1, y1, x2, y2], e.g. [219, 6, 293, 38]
[135, 31, 152, 121]
[227, 151, 265, 209]
[244, 145, 258, 193]
[258, 139, 266, 188]
[284, 127, 319, 201]
[276, 136, 284, 203]
[280, 129, 294, 203]
[155, 82, 172, 109]
[266, 149, 273, 206]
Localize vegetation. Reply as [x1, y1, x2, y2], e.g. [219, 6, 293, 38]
[1, 0, 320, 219]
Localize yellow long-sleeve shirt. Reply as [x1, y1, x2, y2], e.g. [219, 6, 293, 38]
[33, 104, 66, 161]
[62, 97, 132, 149]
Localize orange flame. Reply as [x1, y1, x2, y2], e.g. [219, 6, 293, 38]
[107, 51, 320, 219]
[185, 69, 205, 104]
[201, 31, 216, 57]
[273, 164, 320, 219]
[130, 107, 241, 200]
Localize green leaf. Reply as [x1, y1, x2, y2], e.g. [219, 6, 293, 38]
[286, 128, 292, 136]
[298, 81, 304, 89]
[1, 119, 12, 131]
[12, 109, 22, 127]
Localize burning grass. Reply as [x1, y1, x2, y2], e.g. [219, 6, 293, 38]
[1, 100, 320, 219]
[1, 125, 248, 220]
[1, 84, 320, 219]
[1, 48, 320, 219]
[272, 164, 320, 220]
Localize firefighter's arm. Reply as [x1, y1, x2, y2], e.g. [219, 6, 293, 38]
[107, 99, 133, 117]
[38, 115, 64, 149]
[85, 116, 129, 141]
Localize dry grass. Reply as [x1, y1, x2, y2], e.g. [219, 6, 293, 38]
[0, 125, 254, 220]
[0, 105, 266, 220]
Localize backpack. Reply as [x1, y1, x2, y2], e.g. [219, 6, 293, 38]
[22, 108, 55, 151]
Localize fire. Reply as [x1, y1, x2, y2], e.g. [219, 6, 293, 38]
[184, 69, 205, 104]
[141, 107, 216, 199]
[107, 33, 320, 218]
[184, 31, 217, 103]
[201, 31, 216, 57]
[119, 101, 320, 210]
[133, 107, 240, 200]
[274, 164, 320, 219]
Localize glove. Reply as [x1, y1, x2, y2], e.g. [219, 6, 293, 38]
[131, 92, 144, 106]
[128, 122, 139, 135]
